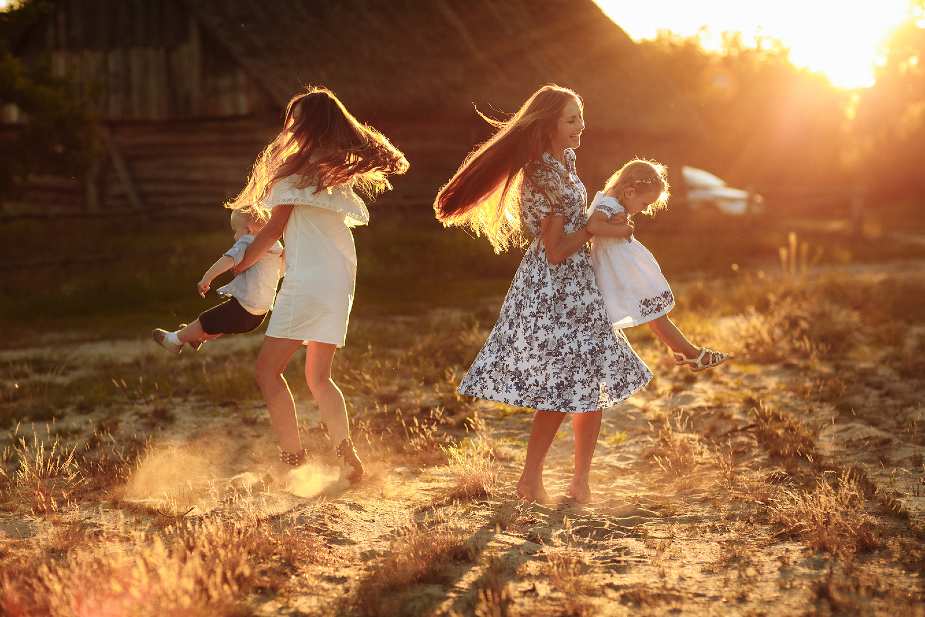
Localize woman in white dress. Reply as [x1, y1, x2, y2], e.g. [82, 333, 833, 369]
[587, 158, 728, 371]
[229, 87, 408, 482]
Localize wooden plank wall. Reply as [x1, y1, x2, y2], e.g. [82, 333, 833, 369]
[19, 0, 271, 121]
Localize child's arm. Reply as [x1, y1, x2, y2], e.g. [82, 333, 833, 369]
[197, 256, 235, 297]
[586, 210, 634, 239]
[234, 206, 293, 274]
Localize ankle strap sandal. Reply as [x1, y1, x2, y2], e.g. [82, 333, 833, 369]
[335, 437, 365, 484]
[278, 447, 308, 467]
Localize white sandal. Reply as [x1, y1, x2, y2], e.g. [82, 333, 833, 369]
[674, 347, 729, 372]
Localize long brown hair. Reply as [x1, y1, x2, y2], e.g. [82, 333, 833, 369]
[227, 86, 409, 217]
[434, 85, 582, 253]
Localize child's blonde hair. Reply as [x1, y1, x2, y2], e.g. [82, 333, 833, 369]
[603, 158, 670, 216]
[230, 209, 263, 233]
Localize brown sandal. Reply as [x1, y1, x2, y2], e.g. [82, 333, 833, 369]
[335, 437, 364, 484]
[278, 447, 308, 467]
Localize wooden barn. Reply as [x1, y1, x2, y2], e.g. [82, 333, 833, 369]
[3, 0, 698, 215]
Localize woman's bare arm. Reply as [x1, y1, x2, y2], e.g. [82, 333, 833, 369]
[540, 215, 593, 265]
[234, 206, 293, 274]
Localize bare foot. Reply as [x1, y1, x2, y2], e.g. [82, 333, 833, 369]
[516, 480, 551, 504]
[566, 479, 592, 504]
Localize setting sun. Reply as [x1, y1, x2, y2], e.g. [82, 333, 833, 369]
[598, 0, 911, 88]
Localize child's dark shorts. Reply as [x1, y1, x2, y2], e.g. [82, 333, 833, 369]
[198, 297, 266, 335]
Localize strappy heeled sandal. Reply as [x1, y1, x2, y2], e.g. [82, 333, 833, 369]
[335, 437, 365, 484]
[278, 446, 308, 467]
[674, 347, 730, 372]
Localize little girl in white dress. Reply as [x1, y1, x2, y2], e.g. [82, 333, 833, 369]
[587, 158, 729, 372]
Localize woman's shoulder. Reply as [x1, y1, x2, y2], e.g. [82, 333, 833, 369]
[264, 175, 369, 227]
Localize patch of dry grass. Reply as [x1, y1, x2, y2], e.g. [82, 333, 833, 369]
[437, 434, 499, 503]
[768, 470, 878, 556]
[351, 522, 478, 617]
[643, 410, 703, 477]
[0, 428, 86, 515]
[748, 400, 818, 465]
[0, 513, 328, 617]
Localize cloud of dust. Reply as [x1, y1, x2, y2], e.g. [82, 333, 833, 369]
[284, 462, 342, 498]
[122, 443, 220, 513]
[121, 436, 345, 514]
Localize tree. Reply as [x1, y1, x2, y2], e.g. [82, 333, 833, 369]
[0, 1, 94, 203]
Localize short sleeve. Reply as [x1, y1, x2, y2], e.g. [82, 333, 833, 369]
[523, 162, 566, 218]
[262, 175, 370, 227]
[223, 237, 251, 266]
[588, 191, 626, 218]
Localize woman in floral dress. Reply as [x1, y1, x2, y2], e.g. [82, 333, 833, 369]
[434, 85, 651, 503]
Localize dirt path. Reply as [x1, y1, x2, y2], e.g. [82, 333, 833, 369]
[2, 263, 924, 616]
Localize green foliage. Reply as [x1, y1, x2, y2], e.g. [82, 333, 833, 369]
[0, 1, 94, 200]
[636, 32, 851, 191]
[854, 2, 925, 198]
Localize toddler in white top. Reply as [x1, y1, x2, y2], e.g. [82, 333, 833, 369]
[152, 209, 283, 354]
[586, 158, 729, 372]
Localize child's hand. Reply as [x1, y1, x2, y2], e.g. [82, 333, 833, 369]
[197, 279, 211, 297]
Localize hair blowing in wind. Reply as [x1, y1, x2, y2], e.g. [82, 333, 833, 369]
[433, 85, 582, 253]
[227, 86, 409, 218]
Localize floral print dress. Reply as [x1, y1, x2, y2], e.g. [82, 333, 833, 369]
[457, 149, 652, 413]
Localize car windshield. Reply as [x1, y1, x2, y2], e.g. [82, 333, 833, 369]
[683, 166, 726, 188]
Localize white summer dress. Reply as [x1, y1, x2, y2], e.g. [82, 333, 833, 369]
[262, 175, 369, 348]
[588, 191, 675, 328]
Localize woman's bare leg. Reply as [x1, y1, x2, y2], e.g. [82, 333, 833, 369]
[304, 342, 349, 446]
[517, 411, 566, 503]
[176, 320, 221, 344]
[255, 336, 304, 454]
[568, 410, 602, 504]
[305, 341, 364, 481]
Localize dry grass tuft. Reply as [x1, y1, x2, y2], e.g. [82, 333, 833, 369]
[644, 411, 702, 477]
[0, 513, 327, 617]
[768, 470, 879, 555]
[749, 401, 817, 465]
[1, 430, 86, 514]
[543, 547, 594, 616]
[352, 523, 477, 617]
[438, 434, 499, 503]
[464, 556, 516, 617]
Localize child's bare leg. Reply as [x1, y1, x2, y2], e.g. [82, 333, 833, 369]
[518, 411, 566, 503]
[568, 410, 602, 504]
[175, 320, 219, 344]
[255, 337, 304, 455]
[648, 315, 699, 357]
[305, 342, 349, 446]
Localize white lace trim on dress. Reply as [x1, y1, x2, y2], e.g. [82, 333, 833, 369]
[263, 176, 370, 227]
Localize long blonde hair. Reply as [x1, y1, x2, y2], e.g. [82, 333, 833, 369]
[434, 85, 582, 253]
[603, 158, 670, 216]
[226, 86, 409, 218]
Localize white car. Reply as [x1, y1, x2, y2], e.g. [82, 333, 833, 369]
[682, 166, 763, 215]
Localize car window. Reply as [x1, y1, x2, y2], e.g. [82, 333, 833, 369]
[682, 166, 726, 188]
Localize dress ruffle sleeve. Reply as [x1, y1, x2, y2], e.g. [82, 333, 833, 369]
[587, 191, 626, 218]
[263, 176, 370, 227]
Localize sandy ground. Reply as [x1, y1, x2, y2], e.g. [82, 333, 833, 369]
[1, 264, 924, 616]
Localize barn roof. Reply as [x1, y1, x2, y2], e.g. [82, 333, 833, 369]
[7, 0, 701, 135]
[181, 0, 699, 135]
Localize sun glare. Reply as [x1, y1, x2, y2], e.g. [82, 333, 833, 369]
[598, 0, 911, 89]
